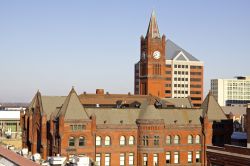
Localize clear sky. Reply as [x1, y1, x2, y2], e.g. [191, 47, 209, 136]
[0, 0, 250, 102]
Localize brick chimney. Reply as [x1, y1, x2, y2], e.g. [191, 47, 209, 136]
[96, 89, 104, 95]
[247, 104, 250, 148]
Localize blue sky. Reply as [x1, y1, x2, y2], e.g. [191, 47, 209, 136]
[0, 0, 250, 102]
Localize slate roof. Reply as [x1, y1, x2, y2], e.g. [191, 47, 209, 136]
[85, 108, 202, 125]
[161, 97, 192, 108]
[79, 93, 149, 105]
[166, 39, 199, 61]
[139, 99, 163, 120]
[56, 88, 89, 120]
[41, 96, 66, 116]
[201, 92, 227, 121]
[146, 10, 161, 39]
[27, 90, 226, 125]
[221, 106, 246, 115]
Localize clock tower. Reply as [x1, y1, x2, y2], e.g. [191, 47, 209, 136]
[137, 11, 166, 97]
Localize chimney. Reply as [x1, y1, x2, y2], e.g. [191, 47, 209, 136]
[96, 89, 104, 95]
[247, 104, 250, 148]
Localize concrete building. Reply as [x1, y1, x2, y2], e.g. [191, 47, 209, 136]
[134, 11, 204, 107]
[211, 76, 250, 106]
[21, 88, 232, 166]
[0, 110, 21, 138]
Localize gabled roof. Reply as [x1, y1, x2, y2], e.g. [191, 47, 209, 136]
[146, 10, 161, 39]
[27, 91, 44, 115]
[57, 88, 89, 120]
[201, 92, 227, 121]
[166, 39, 199, 61]
[41, 96, 66, 117]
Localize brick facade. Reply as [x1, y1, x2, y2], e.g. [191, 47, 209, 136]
[135, 11, 204, 107]
[21, 89, 232, 166]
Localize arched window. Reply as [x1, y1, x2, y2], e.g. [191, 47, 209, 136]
[68, 137, 75, 147]
[79, 136, 85, 146]
[174, 135, 180, 144]
[188, 135, 193, 144]
[195, 135, 201, 144]
[120, 136, 126, 145]
[129, 136, 135, 145]
[96, 136, 101, 146]
[105, 136, 111, 146]
[143, 136, 149, 146]
[166, 135, 171, 144]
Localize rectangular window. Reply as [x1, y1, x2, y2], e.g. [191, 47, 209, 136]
[174, 152, 179, 164]
[153, 154, 158, 166]
[143, 154, 148, 166]
[96, 154, 101, 166]
[166, 71, 171, 74]
[120, 153, 125, 166]
[166, 64, 171, 68]
[154, 136, 160, 146]
[105, 153, 110, 166]
[129, 153, 134, 165]
[166, 152, 171, 164]
[71, 124, 85, 131]
[188, 151, 192, 163]
[190, 78, 201, 82]
[196, 151, 201, 163]
[165, 90, 171, 94]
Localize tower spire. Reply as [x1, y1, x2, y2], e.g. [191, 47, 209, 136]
[146, 10, 160, 38]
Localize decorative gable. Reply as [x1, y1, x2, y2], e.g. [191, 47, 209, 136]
[174, 51, 189, 61]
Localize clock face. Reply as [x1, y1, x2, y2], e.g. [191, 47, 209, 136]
[153, 51, 161, 59]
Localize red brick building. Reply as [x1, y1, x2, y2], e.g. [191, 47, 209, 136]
[21, 88, 232, 166]
[134, 11, 204, 107]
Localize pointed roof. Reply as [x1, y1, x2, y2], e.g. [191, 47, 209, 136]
[58, 87, 89, 120]
[201, 92, 227, 121]
[166, 39, 199, 61]
[146, 10, 160, 38]
[138, 97, 162, 120]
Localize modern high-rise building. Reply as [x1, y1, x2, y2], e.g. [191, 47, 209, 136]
[211, 76, 250, 106]
[134, 11, 204, 107]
